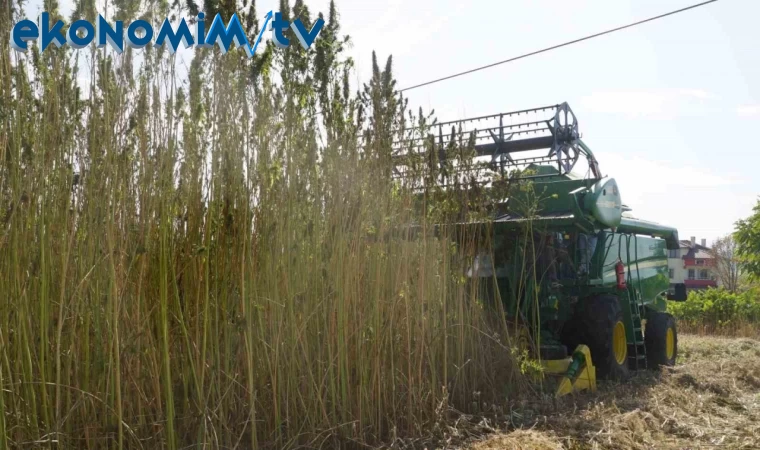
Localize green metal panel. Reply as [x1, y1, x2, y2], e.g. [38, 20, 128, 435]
[617, 217, 680, 250]
[583, 178, 623, 229]
[596, 232, 669, 307]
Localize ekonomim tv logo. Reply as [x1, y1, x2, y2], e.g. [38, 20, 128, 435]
[10, 10, 323, 56]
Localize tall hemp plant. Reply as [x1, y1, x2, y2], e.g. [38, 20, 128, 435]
[0, 0, 524, 448]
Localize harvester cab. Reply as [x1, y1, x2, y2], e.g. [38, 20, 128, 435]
[393, 103, 682, 396]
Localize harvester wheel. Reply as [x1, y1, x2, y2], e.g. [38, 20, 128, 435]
[574, 295, 629, 380]
[645, 312, 678, 368]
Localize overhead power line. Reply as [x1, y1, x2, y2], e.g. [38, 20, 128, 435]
[399, 0, 719, 92]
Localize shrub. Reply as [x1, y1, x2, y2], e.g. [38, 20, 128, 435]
[668, 288, 760, 336]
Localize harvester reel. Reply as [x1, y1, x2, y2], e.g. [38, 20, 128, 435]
[553, 102, 580, 143]
[548, 143, 581, 174]
[389, 101, 602, 185]
[547, 103, 581, 174]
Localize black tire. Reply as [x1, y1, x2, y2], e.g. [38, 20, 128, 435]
[645, 312, 678, 368]
[572, 295, 630, 380]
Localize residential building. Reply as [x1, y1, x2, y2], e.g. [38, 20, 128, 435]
[667, 236, 718, 292]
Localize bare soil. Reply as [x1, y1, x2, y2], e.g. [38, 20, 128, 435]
[466, 334, 760, 450]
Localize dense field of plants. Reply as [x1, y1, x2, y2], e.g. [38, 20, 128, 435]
[668, 288, 760, 336]
[0, 1, 528, 448]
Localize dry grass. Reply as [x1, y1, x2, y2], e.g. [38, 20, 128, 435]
[466, 334, 760, 450]
[677, 322, 760, 339]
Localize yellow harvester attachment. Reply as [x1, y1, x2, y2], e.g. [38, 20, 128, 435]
[542, 345, 597, 397]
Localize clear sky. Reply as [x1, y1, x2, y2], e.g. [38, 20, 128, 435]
[28, 0, 759, 244]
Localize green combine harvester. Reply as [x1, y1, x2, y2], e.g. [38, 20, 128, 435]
[394, 103, 686, 396]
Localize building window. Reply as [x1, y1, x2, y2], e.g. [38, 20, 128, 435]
[668, 249, 679, 258]
[669, 269, 674, 279]
[699, 269, 709, 280]
[688, 269, 695, 280]
[696, 260, 705, 266]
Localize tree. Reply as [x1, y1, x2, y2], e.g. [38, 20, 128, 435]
[710, 235, 741, 292]
[734, 198, 760, 281]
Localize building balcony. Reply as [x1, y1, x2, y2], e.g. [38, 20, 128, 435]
[684, 279, 717, 289]
[683, 258, 715, 267]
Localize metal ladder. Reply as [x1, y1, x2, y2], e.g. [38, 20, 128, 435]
[622, 234, 648, 370]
